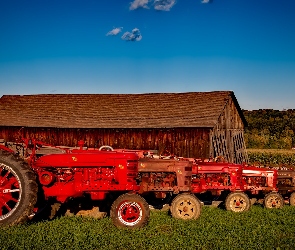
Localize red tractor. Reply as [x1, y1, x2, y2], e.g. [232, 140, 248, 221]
[138, 157, 202, 220]
[112, 148, 202, 220]
[241, 165, 284, 209]
[190, 160, 251, 213]
[0, 139, 150, 228]
[277, 168, 295, 206]
[191, 160, 284, 210]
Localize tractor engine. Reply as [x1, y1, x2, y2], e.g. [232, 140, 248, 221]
[191, 162, 244, 195]
[192, 173, 230, 188]
[242, 166, 277, 193]
[138, 158, 192, 194]
[243, 175, 267, 188]
[138, 172, 177, 190]
[32, 150, 139, 202]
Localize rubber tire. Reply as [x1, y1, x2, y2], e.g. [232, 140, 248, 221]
[170, 193, 202, 220]
[264, 192, 284, 209]
[0, 151, 38, 226]
[290, 192, 295, 206]
[110, 193, 150, 229]
[225, 192, 251, 212]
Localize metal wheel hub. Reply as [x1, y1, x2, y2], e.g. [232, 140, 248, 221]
[266, 195, 282, 208]
[229, 195, 247, 212]
[176, 199, 196, 218]
[118, 201, 143, 226]
[0, 163, 21, 220]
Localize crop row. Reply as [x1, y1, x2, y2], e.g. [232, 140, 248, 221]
[247, 149, 295, 168]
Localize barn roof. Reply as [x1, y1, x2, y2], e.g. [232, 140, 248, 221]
[0, 91, 246, 129]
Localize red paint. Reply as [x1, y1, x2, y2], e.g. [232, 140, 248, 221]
[19, 138, 140, 203]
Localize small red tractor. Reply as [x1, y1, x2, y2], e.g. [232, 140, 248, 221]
[192, 160, 284, 210]
[0, 139, 150, 228]
[138, 157, 201, 220]
[113, 149, 202, 220]
[190, 160, 251, 213]
[241, 165, 284, 209]
[277, 168, 295, 206]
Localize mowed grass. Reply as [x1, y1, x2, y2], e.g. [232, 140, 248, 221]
[1, 205, 295, 250]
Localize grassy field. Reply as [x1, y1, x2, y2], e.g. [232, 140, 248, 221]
[1, 205, 295, 250]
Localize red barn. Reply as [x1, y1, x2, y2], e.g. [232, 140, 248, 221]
[0, 91, 248, 163]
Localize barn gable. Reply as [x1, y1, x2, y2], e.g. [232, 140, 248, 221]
[0, 91, 248, 163]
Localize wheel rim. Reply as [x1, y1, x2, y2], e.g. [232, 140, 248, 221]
[265, 194, 282, 208]
[117, 201, 143, 226]
[228, 194, 248, 212]
[175, 198, 197, 219]
[0, 163, 22, 220]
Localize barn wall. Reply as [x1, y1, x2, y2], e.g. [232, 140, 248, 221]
[210, 97, 248, 164]
[216, 97, 244, 130]
[0, 126, 211, 159]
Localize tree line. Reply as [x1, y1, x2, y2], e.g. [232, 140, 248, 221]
[243, 109, 295, 149]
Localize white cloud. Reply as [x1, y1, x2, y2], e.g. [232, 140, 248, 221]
[129, 0, 150, 10]
[129, 0, 176, 11]
[106, 27, 123, 36]
[121, 28, 142, 41]
[154, 0, 176, 11]
[201, 0, 211, 3]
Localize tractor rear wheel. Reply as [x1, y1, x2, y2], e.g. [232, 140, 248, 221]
[264, 192, 284, 209]
[289, 192, 295, 206]
[110, 193, 150, 228]
[225, 192, 250, 212]
[0, 151, 38, 226]
[170, 193, 202, 220]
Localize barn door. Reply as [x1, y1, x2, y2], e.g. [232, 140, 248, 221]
[232, 130, 248, 164]
[211, 129, 230, 161]
[211, 128, 248, 164]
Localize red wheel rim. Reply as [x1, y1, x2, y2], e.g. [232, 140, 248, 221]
[0, 163, 21, 220]
[117, 201, 142, 226]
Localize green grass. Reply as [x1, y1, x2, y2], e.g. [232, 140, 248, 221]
[1, 205, 295, 250]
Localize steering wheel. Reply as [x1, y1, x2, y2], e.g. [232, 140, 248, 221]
[98, 145, 114, 151]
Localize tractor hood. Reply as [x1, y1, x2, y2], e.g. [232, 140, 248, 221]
[33, 150, 139, 168]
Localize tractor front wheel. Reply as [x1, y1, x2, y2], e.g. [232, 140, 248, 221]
[225, 192, 250, 212]
[0, 151, 38, 226]
[110, 193, 149, 228]
[264, 192, 284, 209]
[170, 193, 202, 220]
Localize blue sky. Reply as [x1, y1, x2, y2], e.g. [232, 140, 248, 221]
[0, 0, 295, 110]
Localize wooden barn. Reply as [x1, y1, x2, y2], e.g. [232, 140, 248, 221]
[0, 91, 248, 163]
